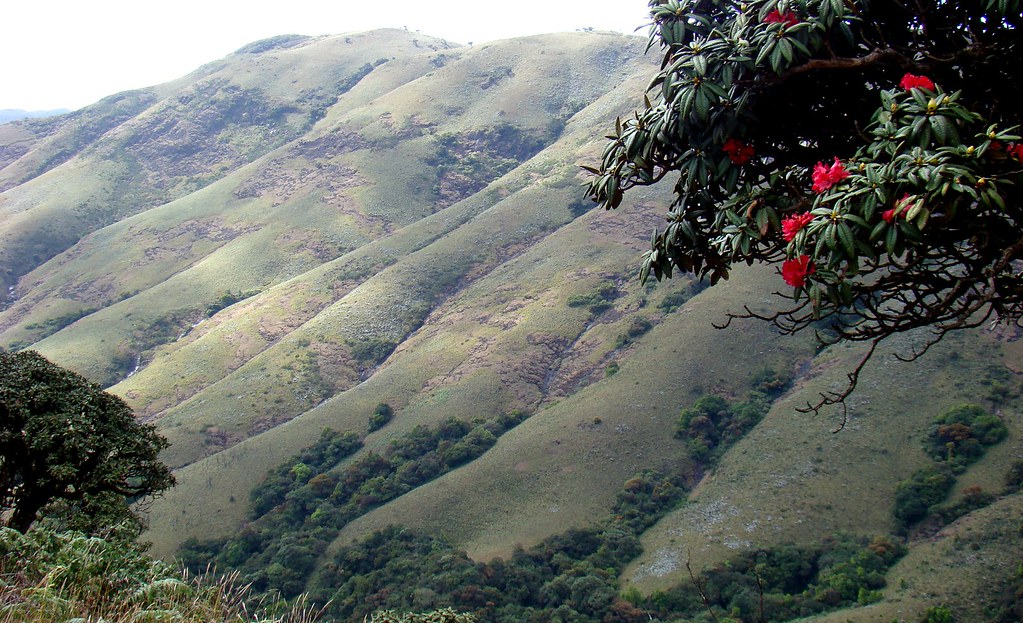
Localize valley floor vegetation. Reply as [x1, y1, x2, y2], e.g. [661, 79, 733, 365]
[167, 371, 1022, 623]
[2, 354, 1018, 622]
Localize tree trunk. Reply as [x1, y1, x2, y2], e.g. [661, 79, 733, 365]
[6, 494, 46, 533]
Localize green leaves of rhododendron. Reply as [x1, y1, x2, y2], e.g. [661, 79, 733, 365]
[587, 0, 1023, 409]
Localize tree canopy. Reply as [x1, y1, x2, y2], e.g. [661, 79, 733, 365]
[0, 350, 174, 534]
[587, 0, 1023, 408]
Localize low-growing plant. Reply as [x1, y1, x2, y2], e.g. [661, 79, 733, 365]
[1004, 460, 1023, 494]
[919, 604, 955, 623]
[566, 281, 619, 313]
[0, 526, 322, 623]
[370, 608, 477, 623]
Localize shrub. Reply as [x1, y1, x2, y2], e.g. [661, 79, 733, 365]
[0, 526, 320, 623]
[675, 393, 770, 463]
[1004, 460, 1023, 494]
[925, 404, 1008, 468]
[350, 338, 398, 365]
[920, 604, 955, 623]
[566, 282, 619, 313]
[931, 485, 996, 526]
[370, 609, 477, 623]
[893, 466, 955, 528]
[369, 403, 395, 432]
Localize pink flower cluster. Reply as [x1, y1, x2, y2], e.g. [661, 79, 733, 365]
[811, 157, 850, 193]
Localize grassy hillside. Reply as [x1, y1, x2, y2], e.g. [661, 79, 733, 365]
[2, 27, 1021, 622]
[0, 30, 457, 296]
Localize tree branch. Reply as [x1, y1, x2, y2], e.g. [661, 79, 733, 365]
[780, 48, 915, 80]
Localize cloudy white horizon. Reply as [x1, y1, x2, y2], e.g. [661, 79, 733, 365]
[2, 0, 651, 111]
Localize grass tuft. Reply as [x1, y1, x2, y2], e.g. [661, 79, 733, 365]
[0, 526, 324, 623]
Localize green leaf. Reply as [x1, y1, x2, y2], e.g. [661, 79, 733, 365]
[836, 222, 855, 259]
[869, 220, 888, 242]
[693, 54, 707, 76]
[695, 89, 711, 120]
[885, 224, 898, 255]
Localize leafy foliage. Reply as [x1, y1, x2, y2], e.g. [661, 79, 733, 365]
[368, 403, 395, 432]
[893, 466, 955, 529]
[249, 428, 363, 518]
[370, 609, 477, 623]
[1004, 460, 1023, 493]
[304, 470, 686, 622]
[640, 535, 906, 622]
[180, 412, 530, 599]
[924, 403, 1008, 468]
[587, 0, 1023, 409]
[205, 290, 258, 316]
[22, 307, 98, 338]
[919, 604, 956, 623]
[675, 394, 770, 462]
[674, 374, 789, 463]
[894, 404, 1006, 530]
[304, 520, 903, 623]
[0, 525, 321, 623]
[565, 281, 620, 313]
[0, 350, 174, 535]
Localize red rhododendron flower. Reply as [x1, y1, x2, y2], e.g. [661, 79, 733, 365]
[782, 255, 815, 288]
[899, 73, 935, 91]
[883, 194, 916, 223]
[781, 212, 813, 241]
[722, 138, 755, 165]
[811, 157, 850, 193]
[763, 9, 799, 27]
[1008, 143, 1023, 162]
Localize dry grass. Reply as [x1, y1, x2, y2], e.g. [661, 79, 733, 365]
[0, 527, 325, 623]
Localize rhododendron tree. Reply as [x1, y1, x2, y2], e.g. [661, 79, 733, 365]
[586, 0, 1023, 410]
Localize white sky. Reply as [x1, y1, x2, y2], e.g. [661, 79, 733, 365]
[2, 0, 651, 111]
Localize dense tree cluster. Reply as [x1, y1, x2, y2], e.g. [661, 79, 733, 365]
[304, 517, 905, 623]
[306, 470, 686, 622]
[249, 428, 363, 518]
[924, 402, 1008, 467]
[181, 411, 530, 598]
[635, 534, 906, 621]
[588, 0, 1023, 408]
[893, 403, 1006, 530]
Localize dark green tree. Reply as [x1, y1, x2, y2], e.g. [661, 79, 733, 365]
[0, 350, 175, 534]
[587, 0, 1023, 410]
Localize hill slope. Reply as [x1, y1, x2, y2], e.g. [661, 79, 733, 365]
[2, 29, 1021, 623]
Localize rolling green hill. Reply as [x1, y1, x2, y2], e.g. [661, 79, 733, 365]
[2, 28, 1020, 623]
